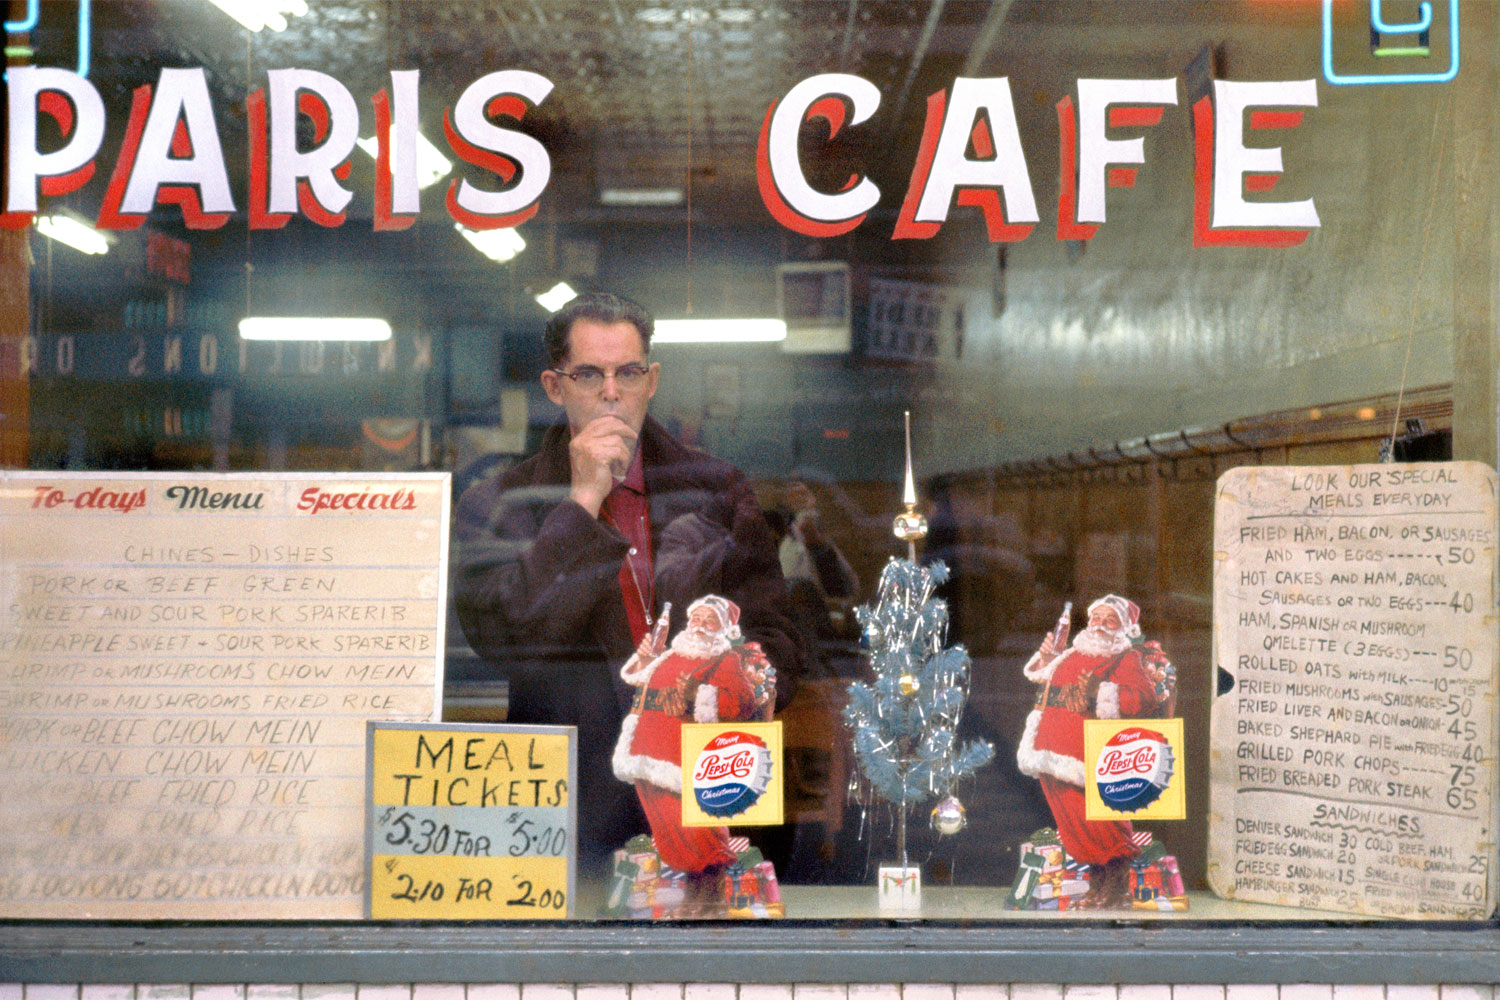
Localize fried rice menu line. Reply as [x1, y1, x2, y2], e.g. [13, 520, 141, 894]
[0, 473, 448, 919]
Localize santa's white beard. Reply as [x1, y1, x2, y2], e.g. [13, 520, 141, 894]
[670, 627, 730, 660]
[1071, 625, 1131, 657]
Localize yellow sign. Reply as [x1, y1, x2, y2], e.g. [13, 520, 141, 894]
[1084, 718, 1187, 822]
[679, 722, 783, 827]
[366, 722, 575, 919]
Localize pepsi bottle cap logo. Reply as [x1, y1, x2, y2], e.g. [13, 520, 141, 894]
[692, 730, 773, 818]
[1094, 727, 1173, 813]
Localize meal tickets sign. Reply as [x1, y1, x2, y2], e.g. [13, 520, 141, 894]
[366, 722, 575, 920]
[1209, 463, 1499, 919]
[0, 471, 448, 919]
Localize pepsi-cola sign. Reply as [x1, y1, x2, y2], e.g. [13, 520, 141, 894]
[691, 730, 774, 819]
[1093, 726, 1175, 813]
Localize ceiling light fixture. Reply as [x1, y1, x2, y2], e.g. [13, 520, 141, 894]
[34, 213, 112, 255]
[455, 223, 525, 263]
[356, 128, 453, 190]
[207, 0, 308, 33]
[599, 187, 685, 207]
[534, 282, 578, 313]
[238, 317, 392, 342]
[653, 319, 788, 344]
[634, 7, 679, 24]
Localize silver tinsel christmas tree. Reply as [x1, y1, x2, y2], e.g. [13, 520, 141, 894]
[843, 414, 994, 867]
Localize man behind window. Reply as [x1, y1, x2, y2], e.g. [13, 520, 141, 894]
[453, 292, 802, 873]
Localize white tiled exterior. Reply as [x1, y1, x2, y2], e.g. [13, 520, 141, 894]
[8, 987, 1497, 998]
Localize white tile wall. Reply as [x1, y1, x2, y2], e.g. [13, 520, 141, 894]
[1, 987, 1492, 999]
[193, 987, 247, 1000]
[1172, 986, 1224, 1000]
[1010, 986, 1064, 1000]
[955, 987, 1008, 1000]
[1117, 987, 1172, 1000]
[739, 986, 794, 1000]
[1278, 986, 1332, 1000]
[25, 987, 80, 1000]
[629, 986, 683, 1000]
[792, 986, 846, 1000]
[902, 987, 954, 1000]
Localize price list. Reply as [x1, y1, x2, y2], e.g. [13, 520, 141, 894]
[0, 472, 448, 919]
[366, 722, 574, 919]
[1209, 463, 1498, 919]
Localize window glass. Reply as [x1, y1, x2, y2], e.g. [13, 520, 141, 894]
[0, 0, 1492, 924]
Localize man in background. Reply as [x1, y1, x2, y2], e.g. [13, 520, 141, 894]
[453, 292, 801, 872]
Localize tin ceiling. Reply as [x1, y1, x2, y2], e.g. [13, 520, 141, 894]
[42, 1, 1019, 225]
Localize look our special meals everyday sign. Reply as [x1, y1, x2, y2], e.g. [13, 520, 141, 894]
[1210, 463, 1499, 920]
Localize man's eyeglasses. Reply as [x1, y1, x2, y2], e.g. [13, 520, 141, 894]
[549, 364, 652, 392]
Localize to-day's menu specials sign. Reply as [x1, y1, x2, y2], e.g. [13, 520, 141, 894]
[1209, 463, 1498, 919]
[0, 472, 448, 919]
[367, 722, 574, 919]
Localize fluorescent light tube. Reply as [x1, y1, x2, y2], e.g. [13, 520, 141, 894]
[535, 282, 578, 313]
[356, 128, 453, 190]
[653, 319, 787, 344]
[599, 188, 685, 207]
[35, 214, 111, 255]
[238, 317, 392, 342]
[455, 223, 525, 263]
[207, 0, 307, 32]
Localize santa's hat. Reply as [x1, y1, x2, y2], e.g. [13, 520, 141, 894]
[687, 594, 742, 641]
[1088, 594, 1140, 639]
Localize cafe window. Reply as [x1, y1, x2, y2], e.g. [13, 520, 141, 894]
[0, 0, 1495, 933]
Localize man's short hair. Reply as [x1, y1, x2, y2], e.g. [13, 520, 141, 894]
[543, 292, 654, 365]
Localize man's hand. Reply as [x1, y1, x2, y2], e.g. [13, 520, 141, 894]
[568, 414, 637, 516]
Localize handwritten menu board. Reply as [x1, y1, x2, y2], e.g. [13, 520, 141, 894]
[0, 472, 448, 919]
[1209, 463, 1498, 919]
[366, 722, 574, 919]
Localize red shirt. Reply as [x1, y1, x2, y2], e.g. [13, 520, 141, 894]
[600, 447, 653, 646]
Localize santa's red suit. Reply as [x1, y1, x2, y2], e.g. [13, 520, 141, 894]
[612, 627, 761, 873]
[1017, 608, 1162, 866]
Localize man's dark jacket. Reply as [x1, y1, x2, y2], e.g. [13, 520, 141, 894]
[453, 416, 802, 868]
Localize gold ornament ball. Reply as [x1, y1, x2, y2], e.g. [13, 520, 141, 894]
[899, 673, 920, 696]
[893, 509, 929, 542]
[931, 795, 967, 835]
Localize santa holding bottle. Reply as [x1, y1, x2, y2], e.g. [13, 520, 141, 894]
[1017, 593, 1170, 909]
[612, 594, 775, 876]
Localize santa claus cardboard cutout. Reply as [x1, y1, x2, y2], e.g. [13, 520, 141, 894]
[605, 595, 782, 918]
[1015, 593, 1185, 911]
